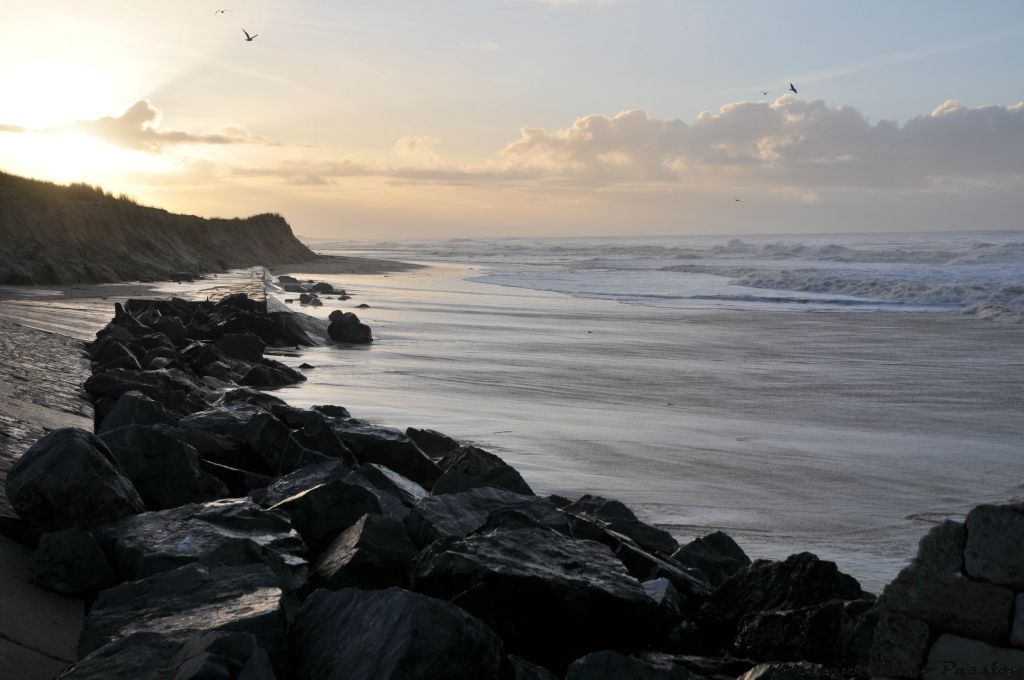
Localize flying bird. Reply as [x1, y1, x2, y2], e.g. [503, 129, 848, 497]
[242, 28, 258, 41]
[734, 198, 743, 202]
[789, 82, 798, 94]
[214, 9, 230, 14]
[761, 90, 770, 96]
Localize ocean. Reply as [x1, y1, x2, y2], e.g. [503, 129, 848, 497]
[271, 230, 1024, 592]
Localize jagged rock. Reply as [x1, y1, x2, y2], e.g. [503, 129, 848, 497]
[290, 587, 509, 680]
[699, 552, 862, 643]
[330, 422, 440, 489]
[5, 428, 145, 530]
[607, 536, 712, 609]
[348, 463, 429, 508]
[270, 479, 384, 552]
[738, 662, 834, 680]
[64, 631, 276, 680]
[93, 341, 143, 372]
[880, 563, 1012, 639]
[97, 390, 176, 434]
[964, 504, 1024, 588]
[413, 526, 659, 671]
[406, 427, 461, 459]
[434, 444, 534, 495]
[99, 424, 228, 510]
[644, 578, 686, 625]
[1013, 595, 1024, 648]
[90, 498, 307, 588]
[405, 487, 544, 547]
[313, 514, 418, 590]
[310, 282, 336, 294]
[671, 531, 751, 590]
[247, 412, 333, 474]
[222, 387, 289, 411]
[200, 460, 273, 496]
[913, 519, 966, 576]
[179, 404, 266, 472]
[291, 415, 358, 466]
[734, 598, 865, 665]
[869, 611, 930, 679]
[214, 332, 266, 362]
[79, 563, 292, 677]
[250, 461, 351, 508]
[511, 655, 560, 680]
[313, 404, 351, 419]
[564, 494, 678, 555]
[32, 528, 116, 596]
[278, 275, 298, 284]
[85, 368, 208, 416]
[327, 312, 373, 344]
[565, 650, 692, 679]
[240, 359, 306, 388]
[923, 635, 1024, 680]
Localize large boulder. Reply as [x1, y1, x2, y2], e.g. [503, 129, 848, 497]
[85, 368, 209, 416]
[79, 563, 293, 677]
[32, 528, 116, 596]
[240, 359, 307, 389]
[699, 552, 863, 643]
[250, 460, 352, 508]
[270, 479, 385, 552]
[671, 531, 751, 590]
[313, 514, 418, 590]
[97, 390, 176, 434]
[564, 494, 678, 556]
[99, 424, 228, 510]
[434, 444, 534, 496]
[327, 312, 372, 344]
[247, 412, 333, 475]
[405, 487, 546, 547]
[64, 631, 276, 680]
[733, 598, 874, 666]
[178, 404, 264, 471]
[964, 504, 1024, 588]
[412, 526, 660, 671]
[330, 422, 440, 489]
[89, 498, 307, 590]
[565, 650, 692, 679]
[406, 427, 461, 459]
[869, 611, 930, 679]
[738, 662, 835, 680]
[290, 587, 510, 680]
[5, 428, 145, 530]
[214, 332, 266, 363]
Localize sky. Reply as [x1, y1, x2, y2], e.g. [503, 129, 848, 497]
[1, 0, 1023, 239]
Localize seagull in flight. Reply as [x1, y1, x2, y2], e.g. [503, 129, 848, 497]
[734, 198, 743, 202]
[214, 9, 230, 14]
[789, 82, 798, 94]
[242, 28, 258, 42]
[761, 90, 770, 96]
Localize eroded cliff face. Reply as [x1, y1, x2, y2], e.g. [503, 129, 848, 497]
[0, 173, 315, 284]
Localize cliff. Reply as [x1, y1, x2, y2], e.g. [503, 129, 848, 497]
[0, 171, 316, 284]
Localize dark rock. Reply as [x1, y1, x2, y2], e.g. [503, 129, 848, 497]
[310, 282, 335, 294]
[32, 528, 116, 596]
[313, 404, 351, 419]
[150, 315, 189, 341]
[964, 504, 1024, 588]
[327, 316, 373, 344]
[738, 662, 835, 680]
[405, 487, 543, 547]
[869, 611, 929, 679]
[356, 303, 370, 309]
[349, 463, 429, 508]
[93, 342, 143, 372]
[278, 275, 299, 284]
[313, 514, 418, 590]
[644, 578, 686, 626]
[90, 498, 307, 587]
[299, 293, 318, 305]
[510, 655, 560, 680]
[240, 359, 307, 389]
[247, 412, 333, 474]
[99, 424, 228, 510]
[5, 428, 145, 530]
[214, 332, 266, 363]
[699, 552, 863, 643]
[85, 368, 208, 416]
[671, 531, 751, 590]
[734, 598, 857, 665]
[435, 444, 534, 495]
[292, 415, 358, 466]
[79, 563, 292, 677]
[923, 635, 1024, 680]
[222, 386, 288, 411]
[270, 478, 384, 552]
[290, 587, 509, 680]
[250, 460, 351, 508]
[914, 519, 966, 576]
[328, 310, 357, 323]
[565, 494, 678, 555]
[299, 362, 315, 369]
[413, 526, 659, 671]
[331, 422, 440, 489]
[406, 427, 461, 459]
[565, 650, 691, 679]
[200, 460, 273, 497]
[178, 404, 265, 472]
[97, 390, 176, 434]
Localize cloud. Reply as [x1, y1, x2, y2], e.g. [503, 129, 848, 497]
[0, 100, 255, 152]
[393, 135, 442, 164]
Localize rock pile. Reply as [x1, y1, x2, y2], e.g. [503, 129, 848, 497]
[3, 295, 1016, 678]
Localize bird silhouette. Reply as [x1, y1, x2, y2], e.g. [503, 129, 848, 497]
[734, 198, 743, 202]
[789, 82, 798, 94]
[242, 28, 258, 41]
[214, 9, 229, 14]
[761, 90, 770, 96]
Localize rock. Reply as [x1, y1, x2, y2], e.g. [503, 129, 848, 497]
[299, 293, 318, 305]
[1013, 594, 1024, 648]
[348, 462, 429, 508]
[90, 498, 307, 588]
[331, 422, 440, 489]
[327, 315, 373, 344]
[178, 404, 266, 472]
[32, 528, 116, 596]
[565, 494, 678, 555]
[222, 386, 288, 412]
[200, 460, 273, 497]
[97, 390, 176, 434]
[964, 504, 1024, 588]
[291, 415, 358, 466]
[64, 631, 276, 680]
[240, 359, 307, 389]
[5, 428, 145, 530]
[738, 662, 835, 680]
[671, 531, 751, 590]
[880, 563, 1012, 640]
[511, 655, 560, 680]
[270, 479, 385, 552]
[299, 362, 315, 369]
[734, 598, 854, 665]
[214, 332, 266, 363]
[869, 611, 930, 679]
[406, 427, 461, 459]
[290, 587, 509, 680]
[405, 487, 544, 547]
[605, 535, 712, 608]
[912, 519, 966, 576]
[247, 412, 333, 474]
[85, 368, 208, 416]
[923, 635, 1024, 680]
[99, 424, 228, 510]
[413, 526, 659, 671]
[79, 563, 292, 677]
[565, 650, 691, 679]
[310, 282, 335, 294]
[313, 404, 351, 419]
[278, 275, 299, 284]
[699, 552, 862, 643]
[435, 444, 534, 495]
[250, 460, 351, 508]
[644, 578, 686, 625]
[356, 303, 370, 309]
[313, 514, 418, 590]
[93, 341, 143, 372]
